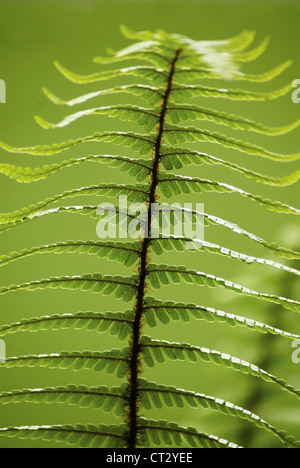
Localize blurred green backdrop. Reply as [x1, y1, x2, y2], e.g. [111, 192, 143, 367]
[0, 0, 299, 448]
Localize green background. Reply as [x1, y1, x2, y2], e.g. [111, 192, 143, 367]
[0, 0, 299, 448]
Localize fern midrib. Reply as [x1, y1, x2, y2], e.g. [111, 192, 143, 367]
[127, 48, 182, 449]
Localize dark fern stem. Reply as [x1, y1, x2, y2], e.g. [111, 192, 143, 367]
[127, 49, 182, 449]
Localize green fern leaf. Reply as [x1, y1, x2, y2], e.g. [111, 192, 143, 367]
[167, 103, 300, 136]
[161, 148, 300, 187]
[175, 61, 292, 83]
[157, 172, 300, 215]
[0, 184, 148, 225]
[147, 264, 300, 314]
[141, 337, 300, 400]
[153, 237, 300, 276]
[0, 350, 129, 378]
[163, 123, 300, 162]
[35, 105, 160, 132]
[0, 154, 152, 183]
[0, 424, 127, 448]
[176, 206, 300, 260]
[54, 61, 168, 85]
[170, 83, 292, 102]
[233, 37, 270, 62]
[139, 379, 299, 448]
[0, 25, 299, 449]
[0, 311, 134, 341]
[93, 48, 172, 67]
[139, 418, 241, 448]
[0, 240, 141, 268]
[0, 131, 154, 156]
[143, 297, 300, 340]
[42, 84, 164, 107]
[0, 205, 100, 234]
[0, 384, 127, 416]
[0, 274, 137, 302]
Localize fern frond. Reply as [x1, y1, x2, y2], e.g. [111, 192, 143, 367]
[175, 61, 292, 83]
[0, 131, 155, 156]
[0, 424, 127, 448]
[0, 311, 134, 341]
[0, 274, 137, 303]
[234, 37, 269, 62]
[0, 184, 148, 225]
[161, 149, 300, 187]
[166, 103, 300, 136]
[0, 384, 127, 416]
[118, 26, 254, 53]
[143, 297, 300, 341]
[54, 61, 168, 85]
[153, 237, 300, 276]
[171, 83, 292, 102]
[222, 30, 256, 52]
[195, 209, 300, 260]
[148, 202, 300, 261]
[147, 264, 300, 314]
[141, 337, 300, 400]
[171, 83, 293, 103]
[35, 105, 160, 132]
[1, 202, 298, 267]
[163, 123, 300, 162]
[139, 379, 299, 448]
[139, 418, 241, 448]
[0, 205, 100, 234]
[0, 201, 147, 234]
[43, 84, 164, 107]
[93, 48, 172, 67]
[0, 154, 152, 183]
[157, 173, 300, 215]
[0, 350, 129, 378]
[0, 240, 141, 268]
[0, 26, 299, 449]
[120, 24, 180, 44]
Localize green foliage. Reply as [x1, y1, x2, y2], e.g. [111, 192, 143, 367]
[0, 350, 129, 378]
[0, 384, 127, 416]
[0, 26, 299, 449]
[0, 311, 134, 341]
[141, 337, 300, 399]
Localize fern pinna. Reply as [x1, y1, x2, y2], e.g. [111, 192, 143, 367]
[0, 26, 299, 449]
